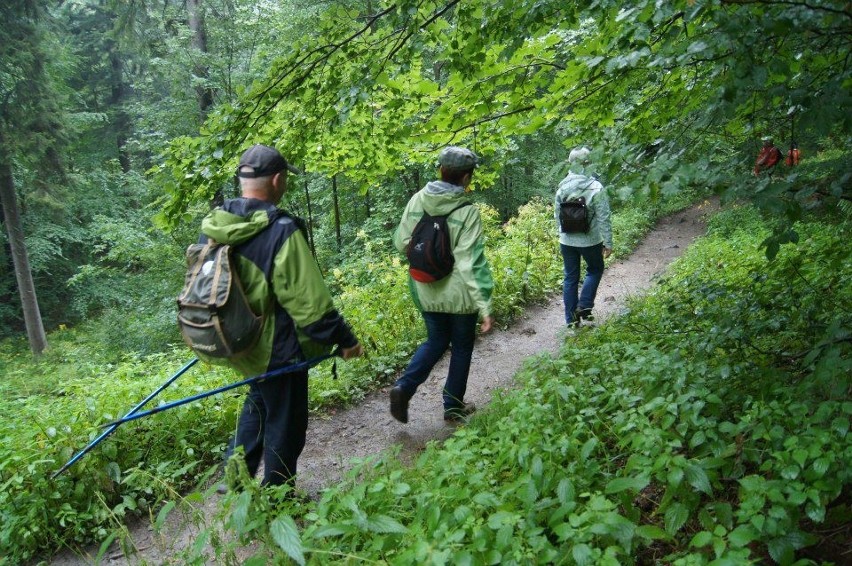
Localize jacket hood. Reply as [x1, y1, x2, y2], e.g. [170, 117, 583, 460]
[201, 198, 279, 245]
[558, 172, 600, 193]
[420, 181, 469, 215]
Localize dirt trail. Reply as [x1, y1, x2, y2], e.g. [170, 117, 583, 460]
[49, 198, 718, 565]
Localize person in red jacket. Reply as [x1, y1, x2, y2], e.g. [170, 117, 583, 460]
[753, 138, 783, 176]
[786, 141, 801, 166]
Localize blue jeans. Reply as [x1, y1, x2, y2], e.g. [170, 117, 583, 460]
[395, 311, 478, 410]
[561, 242, 605, 324]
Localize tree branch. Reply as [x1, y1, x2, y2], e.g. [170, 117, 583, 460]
[721, 0, 852, 20]
[236, 4, 399, 137]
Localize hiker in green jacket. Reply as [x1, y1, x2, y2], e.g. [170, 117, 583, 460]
[200, 144, 363, 490]
[390, 146, 495, 424]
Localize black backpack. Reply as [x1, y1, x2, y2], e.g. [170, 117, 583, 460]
[177, 241, 263, 359]
[406, 202, 471, 283]
[560, 196, 590, 234]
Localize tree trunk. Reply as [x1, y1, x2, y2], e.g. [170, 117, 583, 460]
[304, 177, 316, 257]
[188, 0, 220, 206]
[411, 168, 421, 196]
[108, 44, 131, 173]
[332, 175, 341, 251]
[187, 0, 214, 117]
[0, 133, 48, 356]
[365, 188, 371, 218]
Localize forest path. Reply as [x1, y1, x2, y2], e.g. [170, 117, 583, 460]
[50, 197, 718, 565]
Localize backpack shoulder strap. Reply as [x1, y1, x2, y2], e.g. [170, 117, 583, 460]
[447, 201, 472, 216]
[560, 182, 591, 204]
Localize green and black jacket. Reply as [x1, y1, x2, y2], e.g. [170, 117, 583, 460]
[200, 198, 357, 377]
[393, 182, 493, 318]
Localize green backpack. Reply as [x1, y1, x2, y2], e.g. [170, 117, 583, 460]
[177, 241, 263, 360]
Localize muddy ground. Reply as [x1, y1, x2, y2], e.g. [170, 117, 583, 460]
[49, 198, 718, 565]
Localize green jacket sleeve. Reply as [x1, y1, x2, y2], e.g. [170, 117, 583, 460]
[393, 198, 418, 254]
[271, 230, 357, 347]
[452, 207, 494, 318]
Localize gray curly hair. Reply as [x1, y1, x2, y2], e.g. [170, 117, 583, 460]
[568, 146, 591, 164]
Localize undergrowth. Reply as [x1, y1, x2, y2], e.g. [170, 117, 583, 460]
[176, 205, 850, 565]
[0, 190, 697, 563]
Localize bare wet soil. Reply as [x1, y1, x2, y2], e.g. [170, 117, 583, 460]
[49, 198, 719, 565]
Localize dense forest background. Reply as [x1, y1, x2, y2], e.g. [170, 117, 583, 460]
[1, 0, 848, 358]
[1, 1, 850, 563]
[0, 0, 568, 356]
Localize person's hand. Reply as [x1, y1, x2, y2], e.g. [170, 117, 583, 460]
[340, 343, 364, 360]
[480, 316, 494, 334]
[603, 247, 612, 259]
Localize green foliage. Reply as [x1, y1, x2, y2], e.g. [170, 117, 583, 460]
[0, 350, 240, 563]
[487, 199, 562, 320]
[0, 189, 692, 562]
[157, 0, 850, 243]
[65, 202, 190, 354]
[303, 189, 697, 409]
[191, 204, 849, 565]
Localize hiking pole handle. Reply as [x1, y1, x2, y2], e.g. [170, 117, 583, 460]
[98, 353, 337, 429]
[52, 357, 199, 479]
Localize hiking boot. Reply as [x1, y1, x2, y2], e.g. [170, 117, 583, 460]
[444, 402, 476, 423]
[389, 386, 411, 423]
[573, 307, 593, 325]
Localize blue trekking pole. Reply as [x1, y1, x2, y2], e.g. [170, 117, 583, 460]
[52, 357, 199, 479]
[98, 352, 337, 429]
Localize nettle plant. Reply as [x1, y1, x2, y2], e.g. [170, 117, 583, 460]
[192, 207, 849, 565]
[1, 190, 696, 562]
[0, 352, 239, 562]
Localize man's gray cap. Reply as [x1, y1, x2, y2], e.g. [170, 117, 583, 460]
[237, 144, 302, 178]
[438, 146, 480, 170]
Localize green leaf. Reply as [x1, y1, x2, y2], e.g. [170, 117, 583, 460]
[685, 464, 712, 495]
[229, 491, 252, 533]
[792, 449, 808, 467]
[572, 543, 594, 565]
[557, 478, 576, 504]
[605, 475, 649, 494]
[831, 416, 849, 436]
[767, 536, 794, 564]
[811, 457, 830, 477]
[667, 466, 684, 488]
[728, 524, 759, 547]
[635, 525, 670, 541]
[190, 529, 211, 559]
[554, 522, 573, 540]
[95, 531, 118, 562]
[689, 430, 707, 449]
[270, 515, 304, 566]
[488, 511, 515, 529]
[473, 492, 500, 507]
[665, 503, 690, 535]
[805, 502, 825, 523]
[312, 524, 352, 538]
[581, 438, 598, 460]
[366, 514, 408, 534]
[154, 501, 176, 532]
[690, 530, 713, 548]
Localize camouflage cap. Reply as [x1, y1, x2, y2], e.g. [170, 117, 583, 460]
[437, 146, 479, 170]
